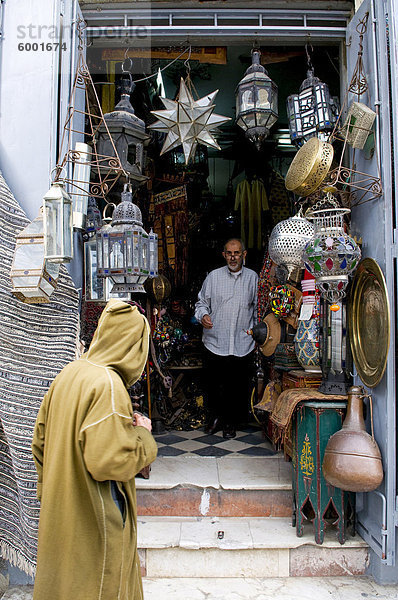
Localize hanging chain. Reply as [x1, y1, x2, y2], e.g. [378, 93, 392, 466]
[348, 11, 369, 98]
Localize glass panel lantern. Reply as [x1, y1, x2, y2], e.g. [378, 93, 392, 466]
[235, 49, 278, 149]
[72, 142, 92, 230]
[96, 185, 158, 294]
[287, 68, 339, 148]
[10, 208, 60, 303]
[43, 181, 73, 263]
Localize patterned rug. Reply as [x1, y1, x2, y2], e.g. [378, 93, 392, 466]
[155, 425, 276, 457]
[0, 173, 80, 576]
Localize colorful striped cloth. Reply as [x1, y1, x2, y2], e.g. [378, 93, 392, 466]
[0, 173, 79, 576]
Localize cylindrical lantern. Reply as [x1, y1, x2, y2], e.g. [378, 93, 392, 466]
[72, 142, 92, 229]
[43, 181, 73, 263]
[10, 208, 60, 303]
[235, 49, 278, 149]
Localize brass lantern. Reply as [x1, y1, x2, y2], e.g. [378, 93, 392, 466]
[97, 185, 158, 294]
[43, 181, 73, 263]
[235, 50, 278, 149]
[10, 208, 60, 303]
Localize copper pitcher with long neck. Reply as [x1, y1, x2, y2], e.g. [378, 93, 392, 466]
[322, 385, 383, 492]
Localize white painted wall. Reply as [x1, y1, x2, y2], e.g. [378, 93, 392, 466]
[0, 1, 63, 220]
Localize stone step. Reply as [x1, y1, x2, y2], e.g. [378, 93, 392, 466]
[137, 516, 368, 579]
[136, 455, 292, 517]
[5, 577, 398, 600]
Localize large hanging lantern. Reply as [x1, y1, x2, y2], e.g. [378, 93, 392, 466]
[97, 185, 158, 293]
[302, 196, 361, 304]
[43, 181, 73, 263]
[10, 208, 60, 303]
[235, 49, 278, 149]
[97, 78, 150, 185]
[268, 213, 315, 279]
[287, 64, 339, 147]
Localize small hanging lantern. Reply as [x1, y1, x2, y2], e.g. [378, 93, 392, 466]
[71, 142, 92, 230]
[43, 181, 73, 263]
[235, 49, 278, 149]
[85, 197, 103, 236]
[287, 49, 339, 147]
[10, 208, 60, 303]
[302, 195, 361, 305]
[97, 185, 158, 293]
[96, 78, 150, 185]
[340, 101, 377, 149]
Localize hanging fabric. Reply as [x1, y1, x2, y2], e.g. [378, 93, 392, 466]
[234, 178, 269, 250]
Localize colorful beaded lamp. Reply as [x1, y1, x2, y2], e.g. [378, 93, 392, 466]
[302, 195, 361, 304]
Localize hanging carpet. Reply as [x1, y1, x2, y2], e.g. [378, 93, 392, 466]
[0, 173, 79, 576]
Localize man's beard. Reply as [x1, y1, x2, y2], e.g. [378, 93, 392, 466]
[228, 261, 242, 272]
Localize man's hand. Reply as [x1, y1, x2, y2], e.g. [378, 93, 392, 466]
[201, 314, 213, 329]
[133, 413, 152, 432]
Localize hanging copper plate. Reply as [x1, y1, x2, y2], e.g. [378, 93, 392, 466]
[285, 136, 334, 197]
[348, 258, 390, 388]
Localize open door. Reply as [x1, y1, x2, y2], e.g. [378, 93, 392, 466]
[346, 0, 397, 572]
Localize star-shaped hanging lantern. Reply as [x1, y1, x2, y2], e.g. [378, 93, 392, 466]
[149, 78, 231, 164]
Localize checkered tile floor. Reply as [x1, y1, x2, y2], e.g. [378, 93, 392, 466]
[154, 424, 276, 457]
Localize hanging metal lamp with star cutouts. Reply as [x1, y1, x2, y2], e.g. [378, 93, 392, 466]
[149, 78, 231, 164]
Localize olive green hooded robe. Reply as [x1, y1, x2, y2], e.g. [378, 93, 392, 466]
[32, 299, 158, 600]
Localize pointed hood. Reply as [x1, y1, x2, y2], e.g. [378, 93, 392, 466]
[83, 299, 150, 388]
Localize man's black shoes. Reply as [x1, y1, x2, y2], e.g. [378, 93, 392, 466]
[204, 417, 223, 435]
[222, 424, 236, 439]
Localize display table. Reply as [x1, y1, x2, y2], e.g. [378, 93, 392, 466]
[292, 400, 355, 544]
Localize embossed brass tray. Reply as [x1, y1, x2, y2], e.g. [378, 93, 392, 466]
[285, 136, 334, 197]
[348, 258, 390, 388]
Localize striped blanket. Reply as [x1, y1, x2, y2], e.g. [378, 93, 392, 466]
[0, 173, 79, 576]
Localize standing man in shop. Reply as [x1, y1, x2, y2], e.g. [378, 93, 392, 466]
[195, 238, 258, 439]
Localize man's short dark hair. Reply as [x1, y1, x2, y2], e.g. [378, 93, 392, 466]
[223, 238, 246, 252]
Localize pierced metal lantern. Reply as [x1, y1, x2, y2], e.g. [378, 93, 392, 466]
[43, 181, 73, 263]
[96, 78, 150, 184]
[268, 213, 315, 278]
[302, 198, 361, 304]
[97, 185, 158, 293]
[236, 49, 278, 149]
[10, 208, 60, 303]
[287, 68, 339, 147]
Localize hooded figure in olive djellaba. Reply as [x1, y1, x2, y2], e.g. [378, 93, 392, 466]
[32, 299, 158, 600]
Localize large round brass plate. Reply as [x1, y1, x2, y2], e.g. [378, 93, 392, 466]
[348, 258, 390, 388]
[285, 137, 334, 197]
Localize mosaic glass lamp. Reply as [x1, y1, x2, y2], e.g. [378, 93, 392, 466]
[302, 197, 361, 304]
[96, 185, 158, 293]
[235, 49, 278, 149]
[10, 208, 60, 303]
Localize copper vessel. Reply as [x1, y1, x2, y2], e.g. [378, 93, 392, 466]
[322, 385, 383, 492]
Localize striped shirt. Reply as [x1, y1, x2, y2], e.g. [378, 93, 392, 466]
[194, 265, 258, 357]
